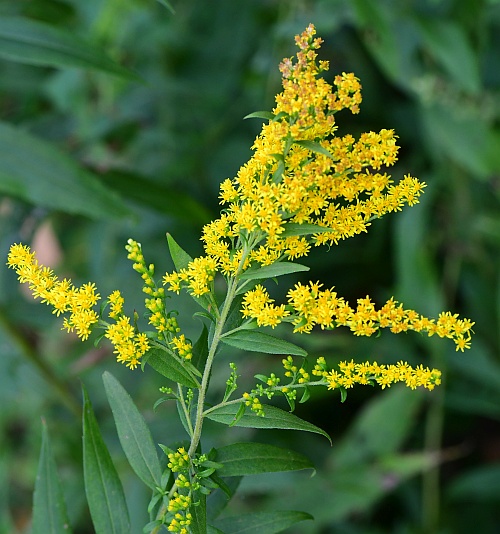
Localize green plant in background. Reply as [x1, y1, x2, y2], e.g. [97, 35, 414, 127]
[6, 24, 475, 534]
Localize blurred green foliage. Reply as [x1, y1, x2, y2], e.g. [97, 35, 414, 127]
[1, 0, 500, 532]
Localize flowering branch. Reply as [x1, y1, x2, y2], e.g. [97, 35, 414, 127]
[7, 24, 474, 534]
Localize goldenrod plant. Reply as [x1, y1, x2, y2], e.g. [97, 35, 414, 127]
[7, 25, 473, 534]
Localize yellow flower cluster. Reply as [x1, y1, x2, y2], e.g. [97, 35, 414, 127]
[163, 447, 197, 533]
[282, 355, 310, 383]
[126, 239, 173, 337]
[7, 243, 99, 340]
[242, 391, 265, 417]
[163, 23, 426, 299]
[163, 255, 218, 297]
[108, 289, 124, 319]
[7, 243, 150, 369]
[323, 359, 442, 391]
[242, 282, 473, 351]
[166, 492, 192, 534]
[105, 298, 150, 370]
[241, 284, 290, 327]
[167, 447, 190, 472]
[242, 352, 441, 418]
[170, 334, 193, 361]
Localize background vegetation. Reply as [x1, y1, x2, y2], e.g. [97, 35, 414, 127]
[1, 0, 500, 532]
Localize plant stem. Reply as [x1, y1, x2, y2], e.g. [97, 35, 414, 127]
[187, 276, 238, 457]
[202, 379, 326, 417]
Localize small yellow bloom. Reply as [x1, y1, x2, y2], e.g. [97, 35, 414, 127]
[7, 243, 100, 341]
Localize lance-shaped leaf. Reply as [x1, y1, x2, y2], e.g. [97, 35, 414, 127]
[239, 262, 309, 281]
[32, 420, 72, 534]
[244, 110, 275, 121]
[102, 372, 162, 490]
[192, 325, 209, 374]
[167, 232, 195, 271]
[221, 331, 307, 357]
[280, 222, 336, 238]
[166, 233, 212, 311]
[215, 442, 314, 477]
[214, 510, 313, 534]
[0, 122, 129, 219]
[189, 489, 207, 534]
[0, 17, 136, 79]
[206, 404, 331, 443]
[82, 384, 130, 534]
[144, 348, 200, 388]
[294, 139, 335, 160]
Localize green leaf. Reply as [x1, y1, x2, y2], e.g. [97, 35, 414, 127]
[166, 233, 212, 310]
[0, 17, 137, 79]
[221, 330, 307, 357]
[416, 18, 480, 94]
[420, 103, 490, 178]
[153, 395, 176, 411]
[177, 399, 193, 437]
[207, 477, 242, 522]
[294, 139, 335, 159]
[214, 510, 313, 534]
[215, 442, 314, 477]
[221, 294, 245, 335]
[190, 489, 207, 534]
[271, 158, 285, 183]
[449, 464, 500, 501]
[334, 386, 424, 467]
[280, 222, 335, 237]
[166, 233, 193, 271]
[191, 325, 210, 374]
[102, 372, 162, 490]
[244, 111, 274, 121]
[206, 404, 331, 442]
[101, 170, 211, 225]
[32, 420, 72, 534]
[299, 386, 310, 404]
[82, 384, 130, 534]
[352, 0, 402, 84]
[0, 121, 129, 219]
[144, 348, 200, 388]
[239, 262, 309, 281]
[228, 402, 246, 427]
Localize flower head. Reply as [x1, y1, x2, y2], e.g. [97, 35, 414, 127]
[163, 24, 426, 296]
[7, 243, 100, 340]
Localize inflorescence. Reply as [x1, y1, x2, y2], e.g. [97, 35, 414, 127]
[7, 24, 473, 379]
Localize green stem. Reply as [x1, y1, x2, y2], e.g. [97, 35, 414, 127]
[187, 276, 239, 458]
[202, 379, 326, 417]
[152, 267, 243, 532]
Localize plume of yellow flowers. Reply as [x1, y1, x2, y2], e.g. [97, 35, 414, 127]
[163, 23, 473, 353]
[6, 243, 100, 340]
[6, 243, 150, 369]
[163, 24, 426, 294]
[6, 24, 473, 384]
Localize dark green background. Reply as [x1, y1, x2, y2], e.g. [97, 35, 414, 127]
[1, 0, 499, 532]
